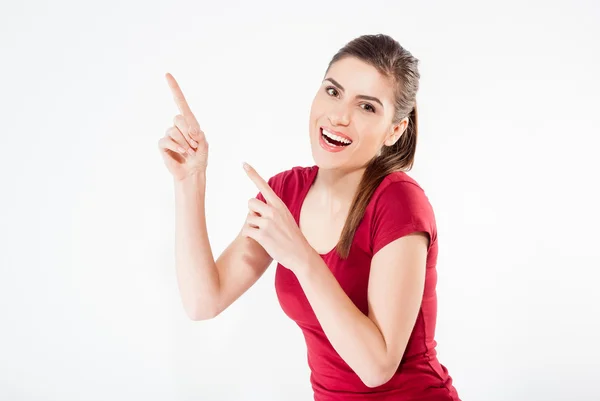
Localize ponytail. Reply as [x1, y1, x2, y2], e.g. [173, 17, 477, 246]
[335, 103, 418, 259]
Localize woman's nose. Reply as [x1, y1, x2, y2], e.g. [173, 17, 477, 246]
[328, 105, 351, 126]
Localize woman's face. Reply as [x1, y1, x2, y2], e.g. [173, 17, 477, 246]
[308, 56, 407, 171]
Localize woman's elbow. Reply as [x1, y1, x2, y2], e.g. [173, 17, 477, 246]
[359, 365, 396, 388]
[185, 301, 220, 321]
[188, 309, 216, 321]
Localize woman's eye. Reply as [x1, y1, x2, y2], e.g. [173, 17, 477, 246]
[325, 87, 375, 113]
[362, 104, 376, 113]
[326, 87, 338, 97]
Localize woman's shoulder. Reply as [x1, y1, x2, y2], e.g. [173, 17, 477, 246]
[263, 164, 316, 200]
[367, 170, 434, 216]
[265, 164, 315, 186]
[366, 171, 438, 255]
[269, 164, 315, 181]
[373, 170, 427, 198]
[380, 169, 423, 189]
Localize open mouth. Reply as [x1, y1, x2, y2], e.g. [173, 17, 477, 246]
[320, 128, 352, 147]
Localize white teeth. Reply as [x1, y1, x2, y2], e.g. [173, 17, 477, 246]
[322, 128, 352, 145]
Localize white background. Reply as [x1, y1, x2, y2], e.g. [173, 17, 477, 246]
[1, 0, 599, 400]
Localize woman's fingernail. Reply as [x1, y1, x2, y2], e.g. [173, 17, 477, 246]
[187, 148, 195, 156]
[178, 147, 186, 153]
[190, 139, 198, 147]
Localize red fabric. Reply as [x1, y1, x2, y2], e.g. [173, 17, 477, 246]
[256, 165, 460, 401]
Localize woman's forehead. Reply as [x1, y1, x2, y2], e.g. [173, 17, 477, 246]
[326, 57, 394, 101]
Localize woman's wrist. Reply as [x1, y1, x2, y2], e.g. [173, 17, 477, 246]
[175, 170, 206, 186]
[292, 245, 321, 279]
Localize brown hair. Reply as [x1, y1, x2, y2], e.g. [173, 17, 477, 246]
[328, 34, 421, 259]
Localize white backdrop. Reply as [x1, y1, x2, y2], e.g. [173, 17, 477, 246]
[1, 0, 599, 400]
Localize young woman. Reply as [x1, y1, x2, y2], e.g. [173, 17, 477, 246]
[158, 34, 461, 401]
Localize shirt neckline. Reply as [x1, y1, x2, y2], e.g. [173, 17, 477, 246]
[293, 165, 338, 258]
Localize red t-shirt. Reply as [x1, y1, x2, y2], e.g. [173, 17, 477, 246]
[257, 165, 460, 401]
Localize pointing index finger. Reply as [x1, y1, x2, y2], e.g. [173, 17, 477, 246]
[243, 163, 279, 205]
[165, 73, 194, 117]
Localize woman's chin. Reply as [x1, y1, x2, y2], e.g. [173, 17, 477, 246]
[311, 148, 344, 169]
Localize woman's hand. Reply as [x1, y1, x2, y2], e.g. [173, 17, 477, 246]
[158, 73, 209, 181]
[241, 163, 316, 273]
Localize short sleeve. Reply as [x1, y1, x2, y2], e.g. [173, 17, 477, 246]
[370, 181, 436, 255]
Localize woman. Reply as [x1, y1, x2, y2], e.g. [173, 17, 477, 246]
[158, 34, 461, 401]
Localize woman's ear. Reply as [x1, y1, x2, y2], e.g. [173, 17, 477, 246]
[384, 117, 408, 147]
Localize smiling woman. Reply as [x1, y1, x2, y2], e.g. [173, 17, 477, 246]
[320, 126, 353, 150]
[159, 33, 461, 401]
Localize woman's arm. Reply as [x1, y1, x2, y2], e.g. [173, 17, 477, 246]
[174, 172, 272, 320]
[239, 164, 428, 387]
[294, 233, 428, 388]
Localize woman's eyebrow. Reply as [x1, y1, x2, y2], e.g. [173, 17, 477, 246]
[323, 77, 383, 108]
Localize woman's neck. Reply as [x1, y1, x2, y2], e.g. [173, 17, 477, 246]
[312, 165, 365, 214]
